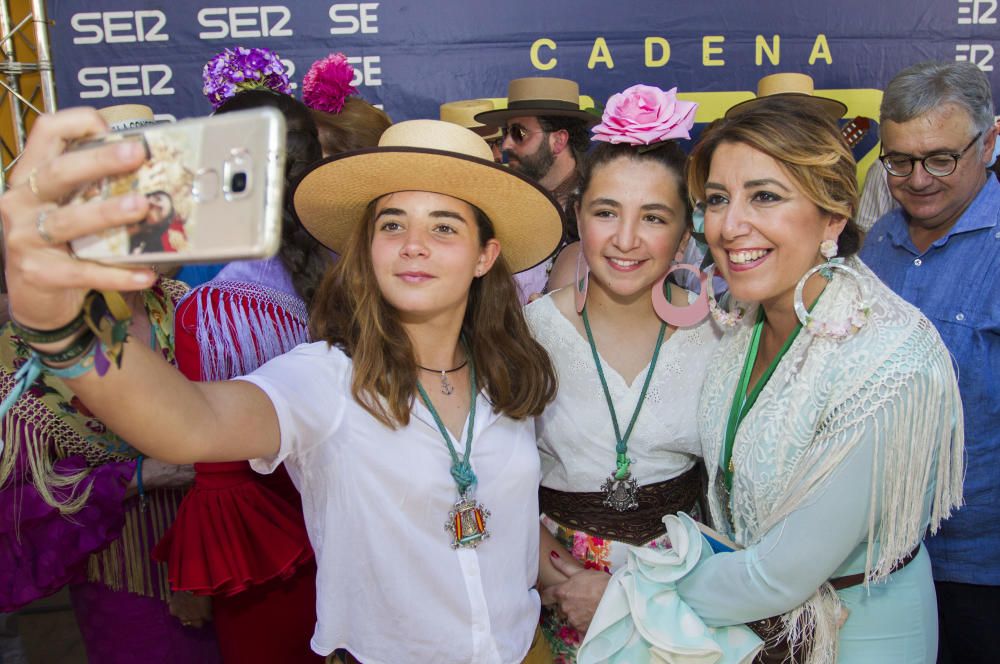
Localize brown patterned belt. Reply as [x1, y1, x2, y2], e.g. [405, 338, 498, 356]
[539, 464, 702, 546]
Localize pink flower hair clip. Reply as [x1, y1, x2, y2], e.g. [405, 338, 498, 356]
[592, 84, 698, 146]
[302, 53, 359, 114]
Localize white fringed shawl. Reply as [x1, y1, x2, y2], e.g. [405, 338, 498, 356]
[187, 280, 309, 381]
[698, 257, 964, 663]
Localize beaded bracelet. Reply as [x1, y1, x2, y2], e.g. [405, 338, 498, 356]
[7, 310, 87, 344]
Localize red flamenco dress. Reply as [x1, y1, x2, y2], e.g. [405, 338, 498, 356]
[153, 262, 323, 663]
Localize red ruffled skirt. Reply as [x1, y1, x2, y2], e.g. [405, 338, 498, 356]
[153, 461, 314, 597]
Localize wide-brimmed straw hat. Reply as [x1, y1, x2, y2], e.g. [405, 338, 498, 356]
[725, 73, 846, 121]
[474, 77, 599, 126]
[291, 119, 563, 273]
[440, 99, 502, 140]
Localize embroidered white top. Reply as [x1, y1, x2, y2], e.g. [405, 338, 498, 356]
[524, 294, 720, 491]
[240, 342, 541, 664]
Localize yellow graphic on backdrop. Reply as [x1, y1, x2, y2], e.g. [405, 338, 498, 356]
[531, 34, 837, 71]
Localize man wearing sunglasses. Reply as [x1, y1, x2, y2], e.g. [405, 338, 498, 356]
[859, 61, 999, 664]
[475, 78, 598, 303]
[476, 77, 597, 233]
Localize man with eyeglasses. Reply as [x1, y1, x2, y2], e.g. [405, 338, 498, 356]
[859, 61, 999, 664]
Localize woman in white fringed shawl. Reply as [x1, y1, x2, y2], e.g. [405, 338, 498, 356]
[578, 97, 964, 664]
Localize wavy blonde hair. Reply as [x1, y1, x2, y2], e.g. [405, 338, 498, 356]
[688, 97, 862, 256]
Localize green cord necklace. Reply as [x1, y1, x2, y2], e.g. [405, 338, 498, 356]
[720, 290, 823, 491]
[415, 354, 491, 549]
[582, 294, 668, 512]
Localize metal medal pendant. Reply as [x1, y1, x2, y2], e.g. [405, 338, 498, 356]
[445, 494, 491, 548]
[601, 473, 639, 512]
[439, 371, 454, 395]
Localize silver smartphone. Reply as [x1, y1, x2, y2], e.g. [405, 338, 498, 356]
[69, 107, 286, 265]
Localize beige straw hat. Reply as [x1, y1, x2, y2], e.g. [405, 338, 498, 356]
[291, 119, 563, 273]
[725, 73, 846, 120]
[97, 104, 157, 132]
[474, 77, 599, 126]
[440, 99, 502, 140]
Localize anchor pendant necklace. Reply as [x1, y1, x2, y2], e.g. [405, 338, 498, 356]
[582, 301, 667, 512]
[418, 358, 469, 395]
[415, 354, 491, 548]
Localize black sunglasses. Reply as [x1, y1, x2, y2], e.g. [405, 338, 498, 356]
[502, 124, 548, 144]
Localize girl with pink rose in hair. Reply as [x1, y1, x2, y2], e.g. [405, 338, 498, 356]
[528, 84, 720, 663]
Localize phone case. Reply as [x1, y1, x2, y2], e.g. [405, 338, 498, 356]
[69, 107, 286, 265]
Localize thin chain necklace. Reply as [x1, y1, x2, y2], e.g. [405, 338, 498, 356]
[415, 354, 491, 548]
[581, 300, 667, 512]
[417, 358, 469, 395]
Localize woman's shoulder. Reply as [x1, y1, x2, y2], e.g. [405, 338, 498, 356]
[524, 288, 562, 325]
[270, 340, 350, 366]
[849, 260, 947, 362]
[176, 278, 308, 335]
[523, 288, 577, 342]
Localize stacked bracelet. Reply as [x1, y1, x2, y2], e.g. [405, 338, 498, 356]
[8, 310, 86, 344]
[37, 336, 99, 379]
[34, 330, 97, 365]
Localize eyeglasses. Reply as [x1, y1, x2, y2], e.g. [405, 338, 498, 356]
[502, 124, 547, 144]
[880, 131, 983, 177]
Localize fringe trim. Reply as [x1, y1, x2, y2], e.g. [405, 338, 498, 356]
[783, 584, 841, 664]
[86, 488, 184, 601]
[2, 409, 93, 517]
[191, 285, 309, 381]
[865, 325, 964, 582]
[0, 278, 187, 516]
[755, 319, 965, 664]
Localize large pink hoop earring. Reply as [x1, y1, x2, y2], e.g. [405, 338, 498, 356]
[651, 263, 710, 327]
[574, 249, 589, 314]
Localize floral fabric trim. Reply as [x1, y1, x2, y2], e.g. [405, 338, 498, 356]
[539, 516, 676, 663]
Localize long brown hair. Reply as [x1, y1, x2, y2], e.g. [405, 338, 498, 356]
[309, 199, 557, 428]
[310, 97, 392, 157]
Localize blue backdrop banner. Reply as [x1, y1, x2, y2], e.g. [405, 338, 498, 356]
[47, 0, 998, 128]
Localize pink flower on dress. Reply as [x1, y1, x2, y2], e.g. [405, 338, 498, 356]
[592, 84, 698, 145]
[557, 626, 581, 645]
[571, 531, 589, 559]
[302, 53, 358, 114]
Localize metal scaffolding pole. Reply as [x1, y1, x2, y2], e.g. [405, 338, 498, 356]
[0, 0, 57, 191]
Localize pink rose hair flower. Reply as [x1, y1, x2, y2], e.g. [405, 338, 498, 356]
[302, 53, 359, 114]
[592, 84, 698, 146]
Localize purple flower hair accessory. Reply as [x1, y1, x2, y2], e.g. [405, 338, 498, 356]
[302, 53, 358, 114]
[202, 46, 291, 109]
[592, 84, 698, 146]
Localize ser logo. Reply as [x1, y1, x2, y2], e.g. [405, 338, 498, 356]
[71, 11, 168, 44]
[78, 65, 174, 99]
[198, 6, 293, 39]
[329, 3, 379, 34]
[956, 44, 994, 71]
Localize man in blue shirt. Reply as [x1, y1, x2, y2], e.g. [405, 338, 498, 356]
[860, 61, 998, 664]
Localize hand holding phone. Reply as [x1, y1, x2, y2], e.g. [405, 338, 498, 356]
[69, 107, 286, 265]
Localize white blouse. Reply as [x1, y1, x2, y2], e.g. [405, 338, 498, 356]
[241, 342, 541, 664]
[525, 295, 720, 492]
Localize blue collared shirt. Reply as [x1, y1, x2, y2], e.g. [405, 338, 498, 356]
[860, 176, 1000, 585]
